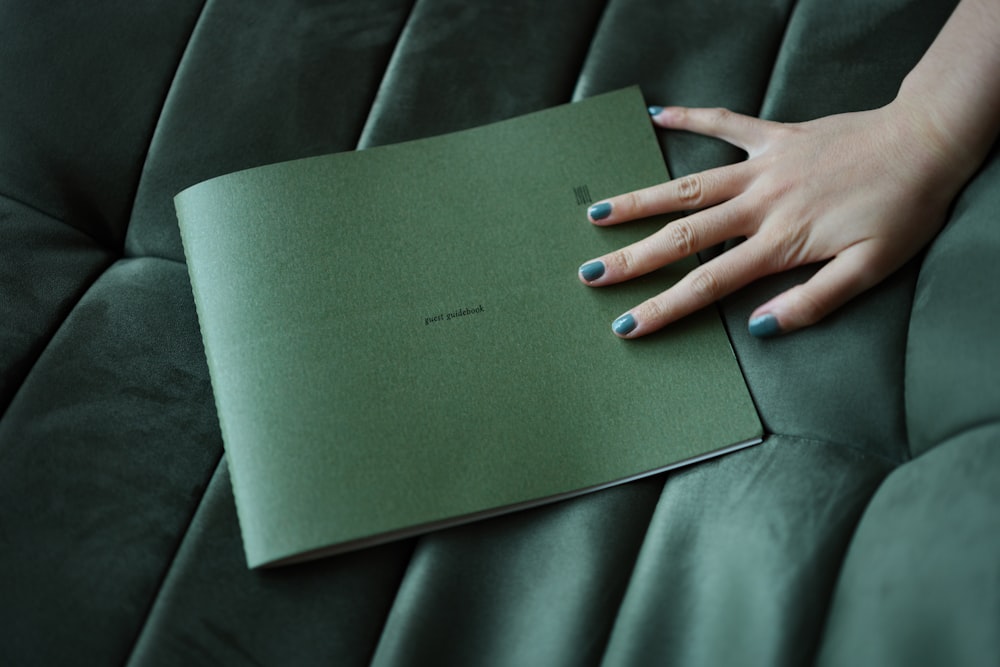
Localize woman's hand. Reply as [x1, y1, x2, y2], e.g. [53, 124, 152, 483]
[579, 0, 1000, 339]
[578, 102, 972, 338]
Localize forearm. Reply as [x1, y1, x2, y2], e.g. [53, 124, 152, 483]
[896, 0, 1000, 177]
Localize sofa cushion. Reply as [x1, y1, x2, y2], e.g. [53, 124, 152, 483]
[2, 0, 997, 665]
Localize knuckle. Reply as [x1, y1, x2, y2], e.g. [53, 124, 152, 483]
[622, 190, 643, 216]
[609, 247, 639, 274]
[769, 224, 810, 269]
[708, 107, 732, 126]
[639, 297, 669, 324]
[667, 220, 698, 257]
[755, 216, 811, 271]
[675, 174, 704, 207]
[620, 247, 638, 273]
[789, 285, 825, 326]
[688, 267, 722, 302]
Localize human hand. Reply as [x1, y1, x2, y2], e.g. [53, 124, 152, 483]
[578, 102, 969, 338]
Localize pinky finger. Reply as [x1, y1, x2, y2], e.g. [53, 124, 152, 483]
[747, 244, 888, 337]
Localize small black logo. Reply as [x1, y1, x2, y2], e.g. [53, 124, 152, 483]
[574, 185, 592, 206]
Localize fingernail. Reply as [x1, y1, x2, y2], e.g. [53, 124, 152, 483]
[579, 260, 605, 282]
[589, 202, 612, 221]
[748, 313, 781, 338]
[612, 313, 637, 336]
[648, 105, 664, 117]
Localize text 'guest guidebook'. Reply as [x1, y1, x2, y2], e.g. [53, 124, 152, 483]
[175, 87, 762, 568]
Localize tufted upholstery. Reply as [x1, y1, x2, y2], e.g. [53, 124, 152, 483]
[2, 1, 998, 665]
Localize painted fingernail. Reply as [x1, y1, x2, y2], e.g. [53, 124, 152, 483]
[589, 202, 612, 221]
[579, 260, 605, 282]
[648, 105, 664, 117]
[612, 313, 637, 336]
[748, 313, 781, 338]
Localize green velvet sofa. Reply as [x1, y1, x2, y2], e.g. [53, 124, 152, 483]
[2, 1, 998, 665]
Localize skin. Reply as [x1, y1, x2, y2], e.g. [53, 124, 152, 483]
[580, 0, 1000, 338]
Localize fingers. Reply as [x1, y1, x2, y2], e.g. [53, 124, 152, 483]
[587, 162, 752, 225]
[608, 240, 772, 338]
[583, 105, 917, 339]
[746, 244, 887, 338]
[586, 105, 771, 226]
[579, 204, 750, 286]
[599, 240, 891, 340]
[649, 106, 779, 154]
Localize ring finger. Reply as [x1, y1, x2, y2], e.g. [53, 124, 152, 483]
[610, 237, 771, 338]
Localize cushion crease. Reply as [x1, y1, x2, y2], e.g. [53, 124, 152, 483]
[0, 243, 113, 420]
[352, 0, 422, 150]
[121, 0, 211, 258]
[120, 450, 226, 667]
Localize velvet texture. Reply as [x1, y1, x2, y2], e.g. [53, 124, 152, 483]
[2, 0, 997, 665]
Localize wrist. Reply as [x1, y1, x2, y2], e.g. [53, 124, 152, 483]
[890, 80, 988, 191]
[893, 0, 1000, 181]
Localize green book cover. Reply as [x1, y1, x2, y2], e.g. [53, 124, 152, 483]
[175, 87, 762, 568]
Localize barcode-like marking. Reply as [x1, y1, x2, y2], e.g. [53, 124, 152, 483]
[574, 185, 592, 205]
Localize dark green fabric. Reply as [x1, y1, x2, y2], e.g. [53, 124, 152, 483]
[358, 0, 609, 148]
[129, 462, 414, 665]
[370, 479, 664, 667]
[0, 259, 219, 665]
[574, 0, 796, 173]
[816, 425, 1000, 666]
[125, 0, 415, 261]
[0, 199, 111, 409]
[906, 145, 1000, 458]
[0, 2, 204, 248]
[2, 0, 997, 665]
[602, 436, 889, 666]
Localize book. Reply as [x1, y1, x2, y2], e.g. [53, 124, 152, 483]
[175, 86, 762, 568]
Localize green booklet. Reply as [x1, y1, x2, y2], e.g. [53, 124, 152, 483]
[176, 87, 762, 568]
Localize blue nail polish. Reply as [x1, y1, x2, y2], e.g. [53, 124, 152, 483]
[579, 260, 605, 282]
[612, 313, 637, 336]
[589, 202, 612, 221]
[748, 313, 781, 338]
[648, 105, 664, 117]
